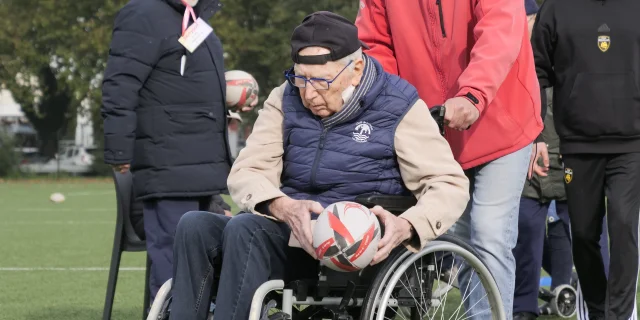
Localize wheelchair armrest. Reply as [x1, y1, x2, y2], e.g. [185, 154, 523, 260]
[354, 194, 417, 215]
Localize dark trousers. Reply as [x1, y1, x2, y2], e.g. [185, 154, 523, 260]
[513, 199, 610, 315]
[564, 153, 640, 320]
[541, 202, 574, 289]
[143, 197, 211, 302]
[170, 212, 316, 320]
[541, 203, 611, 289]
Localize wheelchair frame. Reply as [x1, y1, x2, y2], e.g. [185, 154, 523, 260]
[146, 106, 506, 320]
[147, 230, 506, 320]
[248, 234, 506, 320]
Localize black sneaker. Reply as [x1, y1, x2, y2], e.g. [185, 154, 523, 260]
[513, 312, 537, 320]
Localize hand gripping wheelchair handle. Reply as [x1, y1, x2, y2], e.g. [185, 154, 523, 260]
[430, 105, 446, 136]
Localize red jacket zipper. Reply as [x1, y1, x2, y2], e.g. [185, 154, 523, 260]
[436, 0, 447, 38]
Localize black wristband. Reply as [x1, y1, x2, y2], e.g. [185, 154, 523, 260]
[534, 133, 544, 143]
[464, 92, 479, 105]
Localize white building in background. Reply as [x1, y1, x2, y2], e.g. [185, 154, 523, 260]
[75, 99, 94, 148]
[0, 89, 94, 150]
[0, 89, 24, 119]
[0, 89, 37, 152]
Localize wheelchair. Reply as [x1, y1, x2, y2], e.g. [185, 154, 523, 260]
[146, 106, 506, 320]
[537, 271, 578, 318]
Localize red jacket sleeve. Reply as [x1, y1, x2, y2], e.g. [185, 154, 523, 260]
[355, 0, 398, 75]
[455, 0, 526, 113]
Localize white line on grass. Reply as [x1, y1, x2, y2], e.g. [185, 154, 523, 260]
[0, 221, 112, 225]
[0, 267, 145, 271]
[16, 208, 112, 212]
[64, 191, 114, 196]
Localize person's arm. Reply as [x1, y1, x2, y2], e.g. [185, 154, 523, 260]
[227, 83, 288, 217]
[395, 100, 470, 252]
[531, 0, 558, 143]
[355, 0, 398, 75]
[455, 0, 527, 114]
[535, 87, 547, 143]
[101, 7, 161, 165]
[527, 0, 556, 179]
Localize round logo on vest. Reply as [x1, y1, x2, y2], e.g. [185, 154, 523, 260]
[353, 121, 373, 143]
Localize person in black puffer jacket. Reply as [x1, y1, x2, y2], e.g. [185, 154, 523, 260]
[101, 0, 252, 302]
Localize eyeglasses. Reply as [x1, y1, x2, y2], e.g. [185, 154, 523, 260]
[284, 60, 353, 90]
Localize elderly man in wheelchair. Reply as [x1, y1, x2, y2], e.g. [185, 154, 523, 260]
[148, 11, 506, 320]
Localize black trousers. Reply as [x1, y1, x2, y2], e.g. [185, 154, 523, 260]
[541, 201, 611, 288]
[513, 199, 610, 315]
[563, 153, 640, 320]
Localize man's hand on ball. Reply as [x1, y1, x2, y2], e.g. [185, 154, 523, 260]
[270, 197, 323, 259]
[443, 96, 480, 130]
[236, 94, 259, 112]
[369, 206, 413, 265]
[240, 96, 259, 112]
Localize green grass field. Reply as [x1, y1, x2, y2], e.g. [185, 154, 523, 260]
[0, 179, 148, 320]
[0, 179, 628, 320]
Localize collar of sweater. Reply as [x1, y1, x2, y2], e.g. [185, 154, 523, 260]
[322, 55, 377, 127]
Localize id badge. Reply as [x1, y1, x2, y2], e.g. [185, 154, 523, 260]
[178, 18, 213, 53]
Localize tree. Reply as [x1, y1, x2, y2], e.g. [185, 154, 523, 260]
[0, 0, 125, 157]
[0, 0, 358, 160]
[0, 131, 19, 177]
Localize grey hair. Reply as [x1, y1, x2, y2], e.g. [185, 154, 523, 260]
[337, 48, 363, 71]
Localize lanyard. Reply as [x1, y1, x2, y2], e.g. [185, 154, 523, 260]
[181, 0, 197, 36]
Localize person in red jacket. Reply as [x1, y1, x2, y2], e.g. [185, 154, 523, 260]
[356, 0, 543, 319]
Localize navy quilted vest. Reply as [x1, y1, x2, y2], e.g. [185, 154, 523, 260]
[280, 57, 420, 209]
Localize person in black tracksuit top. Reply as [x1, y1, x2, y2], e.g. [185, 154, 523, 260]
[532, 0, 640, 319]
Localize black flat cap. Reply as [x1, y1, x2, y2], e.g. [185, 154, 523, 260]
[290, 11, 369, 65]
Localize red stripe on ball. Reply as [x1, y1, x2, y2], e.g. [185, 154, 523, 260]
[350, 223, 375, 262]
[328, 206, 355, 245]
[315, 237, 335, 258]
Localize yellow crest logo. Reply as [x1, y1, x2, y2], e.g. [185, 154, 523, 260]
[598, 35, 610, 52]
[564, 168, 573, 184]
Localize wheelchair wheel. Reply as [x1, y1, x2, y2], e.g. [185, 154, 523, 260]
[360, 234, 506, 320]
[147, 279, 173, 320]
[549, 285, 577, 318]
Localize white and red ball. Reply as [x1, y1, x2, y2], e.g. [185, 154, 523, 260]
[313, 201, 381, 272]
[225, 70, 259, 110]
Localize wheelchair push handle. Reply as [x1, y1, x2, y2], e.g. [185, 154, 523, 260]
[430, 105, 446, 136]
